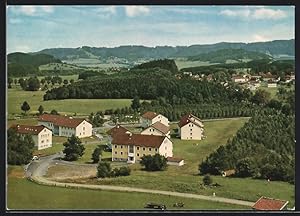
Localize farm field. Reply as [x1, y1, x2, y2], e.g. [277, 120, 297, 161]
[175, 59, 218, 70]
[7, 166, 247, 210]
[7, 87, 133, 117]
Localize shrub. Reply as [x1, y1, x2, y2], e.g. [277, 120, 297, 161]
[140, 154, 167, 171]
[97, 161, 112, 178]
[203, 174, 213, 186]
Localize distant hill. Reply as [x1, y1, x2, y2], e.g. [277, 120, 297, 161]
[31, 39, 294, 62]
[8, 52, 61, 66]
[187, 49, 272, 63]
[7, 52, 61, 77]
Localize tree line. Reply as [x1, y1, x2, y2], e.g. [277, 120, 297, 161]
[199, 112, 295, 183]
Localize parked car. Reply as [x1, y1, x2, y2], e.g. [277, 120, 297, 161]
[32, 155, 39, 161]
[144, 203, 166, 210]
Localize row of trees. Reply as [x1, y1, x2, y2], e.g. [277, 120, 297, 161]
[20, 101, 59, 116]
[11, 76, 74, 91]
[199, 112, 295, 183]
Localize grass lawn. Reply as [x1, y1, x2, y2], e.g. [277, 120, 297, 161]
[7, 118, 38, 127]
[7, 87, 132, 116]
[7, 167, 248, 210]
[175, 59, 218, 70]
[76, 142, 112, 164]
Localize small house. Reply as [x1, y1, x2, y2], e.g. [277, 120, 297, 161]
[167, 157, 184, 166]
[252, 197, 289, 211]
[140, 111, 169, 128]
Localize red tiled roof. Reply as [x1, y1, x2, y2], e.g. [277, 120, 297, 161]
[11, 124, 49, 135]
[178, 114, 203, 128]
[167, 157, 184, 162]
[252, 197, 289, 210]
[141, 111, 159, 120]
[145, 122, 170, 135]
[112, 133, 167, 148]
[107, 125, 129, 136]
[38, 114, 87, 128]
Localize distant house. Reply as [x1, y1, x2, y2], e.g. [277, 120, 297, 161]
[111, 132, 173, 163]
[252, 197, 289, 211]
[141, 122, 170, 138]
[11, 124, 52, 150]
[221, 169, 236, 177]
[140, 111, 169, 128]
[38, 114, 92, 138]
[167, 157, 184, 166]
[262, 73, 279, 82]
[232, 75, 248, 83]
[178, 114, 204, 140]
[267, 80, 277, 88]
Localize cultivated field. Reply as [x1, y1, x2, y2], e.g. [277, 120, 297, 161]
[175, 59, 218, 70]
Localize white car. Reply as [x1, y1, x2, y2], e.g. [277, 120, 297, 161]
[32, 156, 39, 161]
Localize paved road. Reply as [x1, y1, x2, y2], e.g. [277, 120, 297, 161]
[27, 154, 255, 207]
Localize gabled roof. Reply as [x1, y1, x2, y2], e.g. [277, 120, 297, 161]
[178, 114, 203, 128]
[106, 125, 129, 136]
[11, 124, 50, 135]
[38, 114, 87, 128]
[112, 133, 168, 148]
[167, 157, 184, 162]
[252, 197, 289, 210]
[144, 122, 170, 135]
[141, 111, 159, 120]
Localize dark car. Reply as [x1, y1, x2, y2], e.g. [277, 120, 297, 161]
[144, 203, 166, 210]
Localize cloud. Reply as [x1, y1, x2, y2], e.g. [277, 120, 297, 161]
[252, 8, 287, 20]
[252, 34, 270, 42]
[220, 8, 288, 20]
[124, 6, 150, 17]
[220, 9, 251, 17]
[11, 5, 54, 16]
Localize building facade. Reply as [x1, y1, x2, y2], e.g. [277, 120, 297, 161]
[178, 114, 204, 140]
[111, 133, 173, 163]
[38, 114, 92, 138]
[140, 111, 169, 128]
[11, 124, 52, 150]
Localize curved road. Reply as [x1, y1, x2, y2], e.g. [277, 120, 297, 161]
[26, 154, 255, 207]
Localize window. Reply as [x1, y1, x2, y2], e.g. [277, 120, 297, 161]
[137, 153, 139, 157]
[143, 148, 145, 151]
[155, 148, 158, 152]
[192, 124, 194, 127]
[190, 137, 192, 139]
[190, 133, 192, 136]
[115, 145, 117, 148]
[190, 129, 192, 131]
[149, 148, 151, 151]
[143, 154, 145, 156]
[115, 152, 117, 154]
[83, 132, 85, 135]
[121, 152, 123, 155]
[137, 147, 139, 150]
[121, 145, 123, 149]
[83, 127, 85, 130]
[129, 145, 134, 153]
[80, 133, 81, 135]
[41, 140, 44, 143]
[165, 146, 167, 150]
[46, 139, 49, 142]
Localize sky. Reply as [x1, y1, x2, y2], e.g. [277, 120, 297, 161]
[7, 5, 295, 53]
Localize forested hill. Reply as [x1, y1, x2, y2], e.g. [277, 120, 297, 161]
[32, 39, 294, 61]
[187, 49, 272, 63]
[131, 59, 178, 74]
[7, 52, 61, 66]
[7, 52, 61, 77]
[200, 112, 295, 183]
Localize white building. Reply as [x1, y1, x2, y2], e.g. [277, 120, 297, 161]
[178, 114, 204, 140]
[111, 133, 173, 163]
[11, 124, 52, 150]
[38, 114, 92, 138]
[140, 111, 169, 128]
[141, 122, 170, 138]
